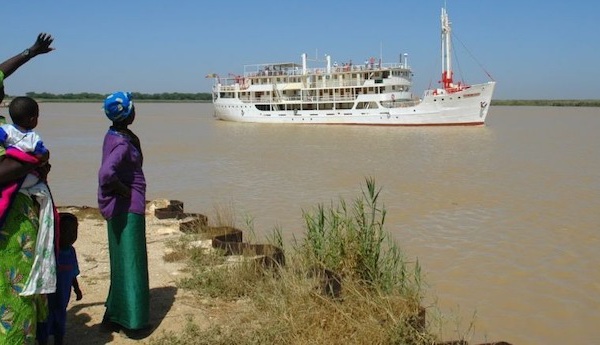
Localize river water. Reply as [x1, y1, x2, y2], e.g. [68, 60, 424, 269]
[27, 103, 600, 344]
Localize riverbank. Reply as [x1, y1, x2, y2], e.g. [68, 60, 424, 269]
[491, 99, 600, 106]
[59, 195, 512, 345]
[58, 190, 432, 344]
[59, 200, 203, 344]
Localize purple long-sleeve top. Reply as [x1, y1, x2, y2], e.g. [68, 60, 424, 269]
[97, 129, 146, 219]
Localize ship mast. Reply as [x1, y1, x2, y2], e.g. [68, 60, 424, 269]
[441, 6, 453, 90]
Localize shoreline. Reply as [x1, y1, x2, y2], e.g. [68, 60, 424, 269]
[2, 98, 600, 107]
[60, 199, 512, 345]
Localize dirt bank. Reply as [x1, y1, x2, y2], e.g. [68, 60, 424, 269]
[60, 200, 213, 344]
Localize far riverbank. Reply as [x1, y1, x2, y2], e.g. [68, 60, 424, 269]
[2, 92, 599, 107]
[491, 99, 600, 107]
[34, 99, 600, 107]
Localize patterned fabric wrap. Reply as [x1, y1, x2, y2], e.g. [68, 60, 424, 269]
[0, 193, 49, 344]
[19, 182, 57, 296]
[0, 148, 42, 230]
[103, 91, 134, 122]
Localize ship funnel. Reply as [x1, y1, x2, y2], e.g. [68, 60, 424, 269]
[302, 53, 307, 75]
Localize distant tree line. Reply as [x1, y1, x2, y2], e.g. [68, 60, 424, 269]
[7, 92, 213, 102]
[6, 93, 598, 106]
[491, 99, 600, 107]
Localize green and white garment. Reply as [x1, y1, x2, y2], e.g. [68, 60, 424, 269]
[19, 182, 57, 295]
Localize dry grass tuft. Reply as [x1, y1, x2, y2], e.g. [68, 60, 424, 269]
[153, 178, 440, 344]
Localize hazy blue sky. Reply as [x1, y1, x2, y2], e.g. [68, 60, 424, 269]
[2, 1, 597, 99]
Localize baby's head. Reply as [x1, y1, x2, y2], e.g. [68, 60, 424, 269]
[59, 212, 78, 249]
[8, 96, 39, 130]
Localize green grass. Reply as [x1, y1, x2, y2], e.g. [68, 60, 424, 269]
[298, 177, 422, 295]
[150, 178, 439, 345]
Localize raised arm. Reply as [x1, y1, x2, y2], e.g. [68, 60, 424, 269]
[0, 33, 54, 79]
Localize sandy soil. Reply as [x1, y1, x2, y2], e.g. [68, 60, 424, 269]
[58, 200, 213, 345]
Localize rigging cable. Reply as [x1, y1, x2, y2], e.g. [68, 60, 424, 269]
[451, 32, 495, 81]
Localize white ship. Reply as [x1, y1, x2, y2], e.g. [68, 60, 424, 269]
[208, 7, 495, 126]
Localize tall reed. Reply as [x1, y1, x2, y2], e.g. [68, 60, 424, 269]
[299, 177, 422, 296]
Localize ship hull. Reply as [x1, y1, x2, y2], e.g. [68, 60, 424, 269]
[214, 82, 495, 126]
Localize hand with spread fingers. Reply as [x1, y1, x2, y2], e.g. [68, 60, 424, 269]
[29, 32, 55, 57]
[0, 32, 55, 86]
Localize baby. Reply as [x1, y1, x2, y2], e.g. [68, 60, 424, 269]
[0, 96, 49, 187]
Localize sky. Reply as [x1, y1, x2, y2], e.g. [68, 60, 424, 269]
[2, 1, 598, 100]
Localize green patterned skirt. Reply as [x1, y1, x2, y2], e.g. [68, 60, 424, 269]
[104, 212, 150, 330]
[0, 193, 47, 345]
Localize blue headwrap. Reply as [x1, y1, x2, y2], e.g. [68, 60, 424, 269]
[103, 91, 134, 122]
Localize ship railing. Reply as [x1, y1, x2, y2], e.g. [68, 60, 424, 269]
[219, 78, 409, 92]
[245, 69, 304, 77]
[241, 62, 410, 78]
[381, 100, 421, 108]
[304, 78, 409, 89]
[303, 95, 356, 102]
[219, 85, 237, 91]
[217, 78, 239, 86]
[218, 63, 411, 91]
[301, 63, 409, 76]
[238, 95, 358, 103]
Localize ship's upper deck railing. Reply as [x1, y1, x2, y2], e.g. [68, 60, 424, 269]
[217, 75, 412, 90]
[240, 62, 410, 79]
[213, 61, 412, 88]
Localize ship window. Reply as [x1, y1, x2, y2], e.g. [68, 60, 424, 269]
[356, 101, 378, 109]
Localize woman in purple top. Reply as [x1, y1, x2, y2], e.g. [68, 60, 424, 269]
[97, 92, 149, 334]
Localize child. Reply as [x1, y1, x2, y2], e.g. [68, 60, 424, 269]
[0, 96, 49, 187]
[0, 96, 50, 228]
[37, 212, 83, 345]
